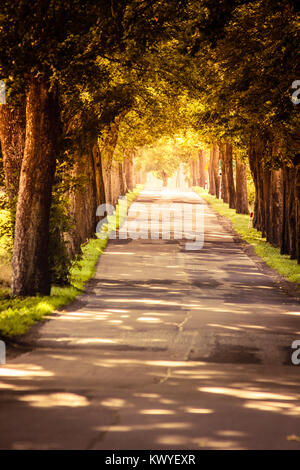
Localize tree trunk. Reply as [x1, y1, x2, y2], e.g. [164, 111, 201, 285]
[212, 144, 220, 198]
[0, 104, 25, 199]
[100, 118, 120, 205]
[12, 78, 60, 296]
[162, 170, 168, 187]
[67, 144, 98, 255]
[118, 161, 126, 196]
[110, 159, 122, 206]
[235, 159, 248, 214]
[224, 142, 236, 208]
[198, 150, 207, 188]
[249, 138, 264, 233]
[219, 143, 229, 203]
[195, 155, 201, 186]
[281, 166, 297, 259]
[287, 168, 297, 260]
[124, 149, 134, 191]
[269, 169, 283, 247]
[296, 163, 300, 264]
[92, 142, 106, 208]
[208, 148, 214, 195]
[191, 159, 198, 186]
[209, 145, 220, 196]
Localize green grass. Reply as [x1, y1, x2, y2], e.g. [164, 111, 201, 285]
[193, 186, 300, 285]
[0, 185, 143, 337]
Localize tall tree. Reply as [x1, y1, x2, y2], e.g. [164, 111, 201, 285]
[0, 0, 187, 294]
[235, 159, 248, 214]
[12, 79, 60, 295]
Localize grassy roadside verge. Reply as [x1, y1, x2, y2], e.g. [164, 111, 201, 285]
[0, 185, 143, 337]
[193, 186, 300, 285]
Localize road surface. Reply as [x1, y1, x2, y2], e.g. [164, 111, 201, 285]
[0, 188, 300, 450]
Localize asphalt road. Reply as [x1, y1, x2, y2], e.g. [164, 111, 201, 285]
[0, 188, 300, 450]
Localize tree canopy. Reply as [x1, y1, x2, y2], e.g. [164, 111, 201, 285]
[0, 0, 299, 295]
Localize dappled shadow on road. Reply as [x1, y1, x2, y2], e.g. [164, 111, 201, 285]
[1, 352, 300, 449]
[1, 267, 300, 449]
[0, 189, 300, 449]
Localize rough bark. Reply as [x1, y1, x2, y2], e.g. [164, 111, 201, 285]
[269, 169, 283, 247]
[235, 159, 248, 214]
[118, 161, 127, 196]
[224, 142, 236, 209]
[110, 159, 122, 206]
[198, 150, 207, 188]
[219, 143, 229, 203]
[213, 143, 221, 198]
[249, 138, 264, 233]
[0, 104, 25, 199]
[12, 78, 60, 296]
[92, 142, 106, 208]
[281, 166, 297, 259]
[100, 118, 120, 206]
[67, 144, 98, 255]
[209, 145, 219, 196]
[296, 162, 300, 263]
[124, 150, 134, 191]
